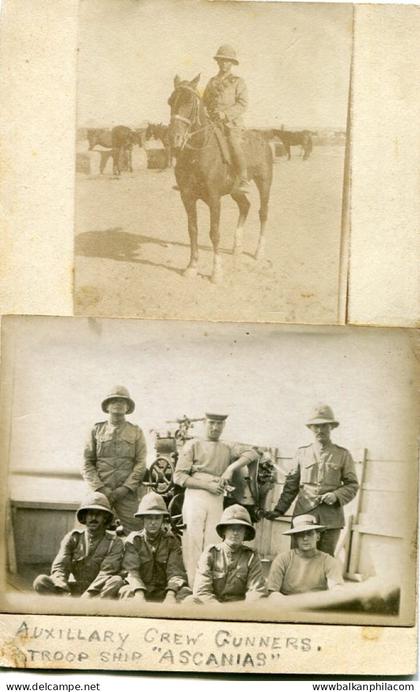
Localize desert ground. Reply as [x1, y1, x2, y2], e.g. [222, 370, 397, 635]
[74, 145, 346, 323]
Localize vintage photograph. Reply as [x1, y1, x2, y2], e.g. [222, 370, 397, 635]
[75, 0, 352, 324]
[1, 317, 417, 630]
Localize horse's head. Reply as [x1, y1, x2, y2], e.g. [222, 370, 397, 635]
[168, 74, 201, 151]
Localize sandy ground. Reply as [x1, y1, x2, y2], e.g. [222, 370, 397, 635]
[74, 146, 346, 323]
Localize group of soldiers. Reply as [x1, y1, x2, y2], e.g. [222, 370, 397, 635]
[33, 386, 359, 604]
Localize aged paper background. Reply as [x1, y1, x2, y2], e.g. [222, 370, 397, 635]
[0, 1, 419, 325]
[0, 317, 418, 673]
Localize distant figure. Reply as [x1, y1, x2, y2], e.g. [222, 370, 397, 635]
[267, 514, 344, 600]
[173, 412, 259, 586]
[33, 493, 124, 598]
[192, 504, 267, 603]
[263, 404, 359, 556]
[271, 128, 313, 160]
[119, 492, 191, 603]
[82, 386, 147, 535]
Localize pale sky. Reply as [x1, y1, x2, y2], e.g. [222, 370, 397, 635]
[77, 0, 353, 130]
[4, 318, 417, 480]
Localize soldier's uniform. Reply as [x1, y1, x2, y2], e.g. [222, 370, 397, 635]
[272, 443, 359, 556]
[82, 387, 147, 535]
[203, 45, 249, 191]
[174, 426, 258, 587]
[265, 405, 359, 556]
[192, 505, 267, 603]
[193, 542, 266, 603]
[33, 494, 124, 598]
[119, 493, 190, 602]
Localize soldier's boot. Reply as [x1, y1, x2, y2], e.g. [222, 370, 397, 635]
[229, 136, 250, 193]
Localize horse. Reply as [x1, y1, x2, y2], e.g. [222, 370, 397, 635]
[168, 74, 273, 284]
[145, 123, 173, 168]
[87, 126, 146, 175]
[270, 129, 313, 160]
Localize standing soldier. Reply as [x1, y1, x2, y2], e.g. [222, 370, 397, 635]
[33, 493, 124, 598]
[203, 44, 249, 193]
[263, 405, 359, 556]
[82, 386, 147, 535]
[173, 412, 259, 586]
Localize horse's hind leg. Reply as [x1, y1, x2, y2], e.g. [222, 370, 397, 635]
[182, 195, 199, 278]
[112, 146, 120, 176]
[254, 174, 271, 261]
[230, 191, 250, 257]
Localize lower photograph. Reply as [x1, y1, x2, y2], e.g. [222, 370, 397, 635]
[0, 316, 418, 674]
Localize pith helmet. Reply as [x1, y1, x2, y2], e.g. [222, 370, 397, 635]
[306, 404, 339, 428]
[205, 412, 228, 421]
[216, 504, 255, 541]
[101, 385, 135, 414]
[213, 45, 239, 65]
[77, 492, 114, 525]
[283, 514, 325, 535]
[134, 491, 169, 518]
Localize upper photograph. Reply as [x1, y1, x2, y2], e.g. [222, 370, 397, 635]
[74, 0, 353, 323]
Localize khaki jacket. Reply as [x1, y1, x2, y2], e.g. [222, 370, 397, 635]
[203, 74, 247, 127]
[274, 443, 359, 528]
[50, 529, 124, 595]
[83, 420, 147, 493]
[122, 528, 188, 597]
[193, 542, 267, 603]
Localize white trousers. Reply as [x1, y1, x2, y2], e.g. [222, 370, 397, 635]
[182, 488, 224, 587]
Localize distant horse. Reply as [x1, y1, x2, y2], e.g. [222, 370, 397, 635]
[168, 74, 273, 284]
[87, 126, 146, 175]
[270, 129, 313, 160]
[146, 123, 173, 168]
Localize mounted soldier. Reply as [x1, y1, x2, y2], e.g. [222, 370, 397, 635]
[203, 45, 250, 194]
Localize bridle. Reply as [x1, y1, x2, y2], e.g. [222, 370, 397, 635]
[170, 85, 213, 151]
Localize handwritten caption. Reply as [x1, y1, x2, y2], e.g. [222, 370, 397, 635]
[15, 622, 318, 670]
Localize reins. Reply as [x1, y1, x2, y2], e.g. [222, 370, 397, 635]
[171, 85, 216, 152]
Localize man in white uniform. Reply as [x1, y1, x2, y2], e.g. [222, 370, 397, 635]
[173, 413, 258, 586]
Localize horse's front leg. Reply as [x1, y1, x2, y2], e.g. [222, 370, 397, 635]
[182, 195, 199, 277]
[230, 191, 250, 257]
[112, 146, 120, 176]
[209, 195, 222, 284]
[254, 176, 270, 261]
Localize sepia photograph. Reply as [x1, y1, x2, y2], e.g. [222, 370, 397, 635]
[1, 316, 417, 648]
[74, 0, 353, 324]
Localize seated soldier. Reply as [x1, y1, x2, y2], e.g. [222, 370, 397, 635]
[191, 504, 267, 604]
[33, 493, 124, 598]
[119, 492, 191, 603]
[267, 514, 344, 601]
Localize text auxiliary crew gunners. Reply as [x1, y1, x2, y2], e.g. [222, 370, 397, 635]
[264, 404, 359, 556]
[173, 412, 259, 586]
[82, 386, 147, 535]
